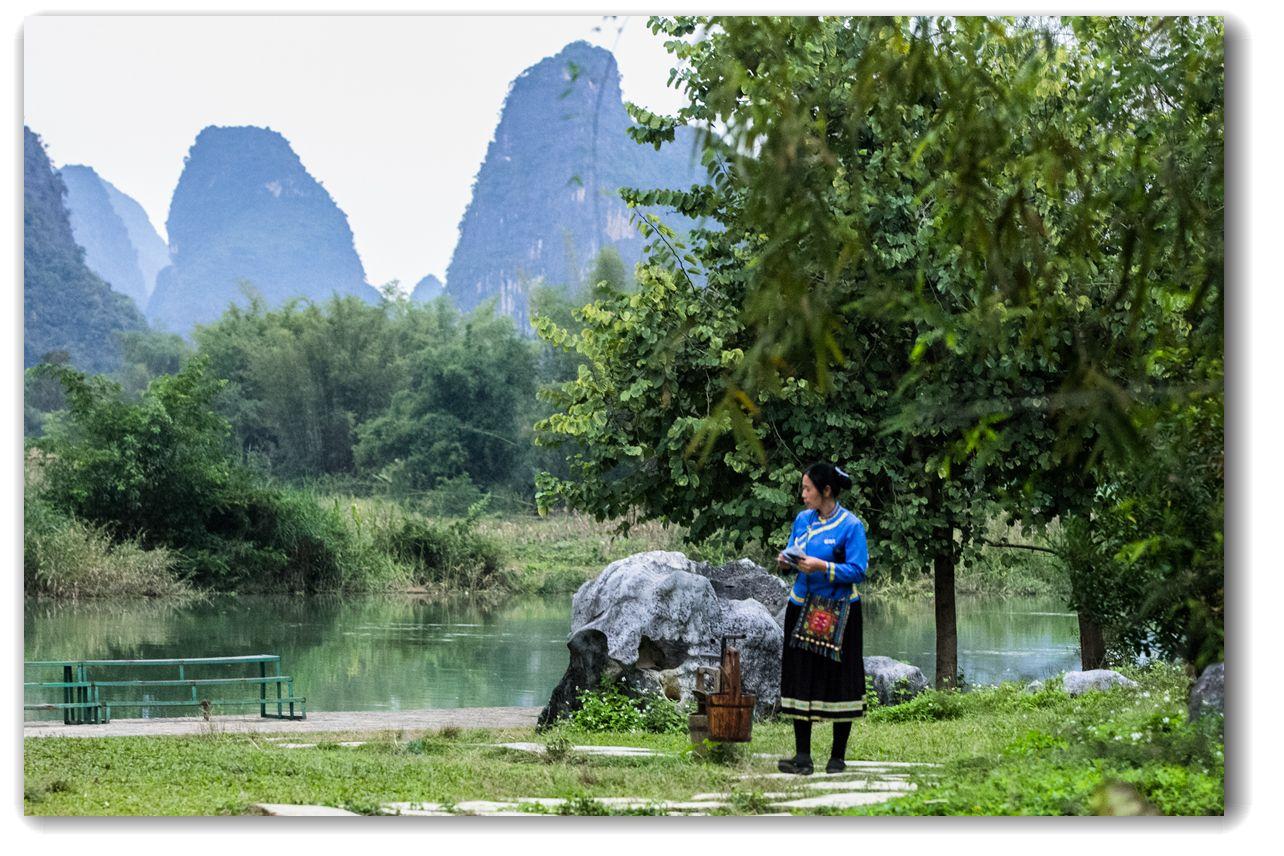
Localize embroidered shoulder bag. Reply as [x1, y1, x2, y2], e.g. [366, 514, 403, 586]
[790, 594, 851, 661]
[788, 544, 850, 662]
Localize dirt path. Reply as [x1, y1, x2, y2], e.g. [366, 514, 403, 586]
[23, 706, 541, 739]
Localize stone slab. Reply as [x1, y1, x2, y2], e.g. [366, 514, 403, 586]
[453, 800, 519, 813]
[750, 755, 935, 768]
[251, 803, 360, 816]
[379, 801, 447, 813]
[488, 742, 666, 757]
[772, 792, 902, 809]
[511, 798, 569, 808]
[740, 771, 889, 781]
[804, 780, 917, 792]
[592, 796, 667, 808]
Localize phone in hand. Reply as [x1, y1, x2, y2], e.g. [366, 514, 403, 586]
[781, 546, 808, 571]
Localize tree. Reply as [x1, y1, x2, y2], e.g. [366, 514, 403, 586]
[34, 356, 235, 551]
[193, 293, 403, 475]
[354, 299, 538, 494]
[540, 15, 1223, 680]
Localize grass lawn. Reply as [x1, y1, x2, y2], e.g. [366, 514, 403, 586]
[23, 663, 1221, 816]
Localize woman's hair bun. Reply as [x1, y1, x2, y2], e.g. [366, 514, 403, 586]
[805, 461, 852, 497]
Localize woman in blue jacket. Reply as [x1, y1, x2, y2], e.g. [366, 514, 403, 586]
[775, 462, 869, 775]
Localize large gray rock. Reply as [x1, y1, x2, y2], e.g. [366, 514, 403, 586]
[690, 557, 790, 622]
[1188, 663, 1224, 722]
[863, 656, 929, 706]
[1063, 669, 1138, 696]
[538, 551, 783, 727]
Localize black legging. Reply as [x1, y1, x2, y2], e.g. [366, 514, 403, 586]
[793, 718, 853, 760]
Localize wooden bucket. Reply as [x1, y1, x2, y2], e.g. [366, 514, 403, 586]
[706, 692, 756, 742]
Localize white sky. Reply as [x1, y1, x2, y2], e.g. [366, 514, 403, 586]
[22, 15, 690, 289]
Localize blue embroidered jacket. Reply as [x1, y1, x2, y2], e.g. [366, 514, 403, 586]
[784, 503, 869, 605]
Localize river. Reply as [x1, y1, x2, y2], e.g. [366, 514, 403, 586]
[24, 593, 1080, 719]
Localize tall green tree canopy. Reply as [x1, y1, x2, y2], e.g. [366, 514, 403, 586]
[538, 15, 1223, 671]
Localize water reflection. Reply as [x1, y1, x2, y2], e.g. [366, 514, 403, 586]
[862, 595, 1080, 685]
[25, 593, 1080, 718]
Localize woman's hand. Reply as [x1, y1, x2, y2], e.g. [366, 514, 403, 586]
[796, 556, 828, 573]
[776, 553, 793, 572]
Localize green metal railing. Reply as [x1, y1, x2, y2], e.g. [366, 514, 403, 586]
[24, 655, 306, 724]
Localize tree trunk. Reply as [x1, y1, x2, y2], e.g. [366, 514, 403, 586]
[933, 538, 958, 690]
[1079, 612, 1106, 671]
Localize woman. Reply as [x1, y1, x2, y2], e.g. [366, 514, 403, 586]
[775, 462, 869, 775]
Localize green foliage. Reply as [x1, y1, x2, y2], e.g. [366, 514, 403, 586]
[557, 795, 612, 816]
[378, 499, 506, 589]
[193, 294, 405, 478]
[1003, 730, 1069, 756]
[24, 488, 193, 599]
[111, 329, 193, 400]
[29, 358, 431, 592]
[35, 356, 236, 552]
[867, 689, 966, 723]
[353, 298, 537, 493]
[22, 665, 1219, 816]
[853, 665, 1221, 816]
[539, 15, 1222, 671]
[541, 731, 575, 763]
[570, 679, 688, 734]
[1055, 393, 1224, 668]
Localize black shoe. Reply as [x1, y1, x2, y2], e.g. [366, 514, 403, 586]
[826, 758, 847, 774]
[777, 756, 814, 775]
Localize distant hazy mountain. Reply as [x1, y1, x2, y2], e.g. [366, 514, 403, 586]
[59, 164, 151, 308]
[410, 274, 445, 302]
[445, 41, 703, 330]
[147, 125, 376, 335]
[100, 174, 170, 299]
[24, 126, 147, 372]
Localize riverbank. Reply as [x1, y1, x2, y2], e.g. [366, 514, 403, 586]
[26, 442, 1068, 601]
[24, 664, 1221, 816]
[481, 510, 1068, 600]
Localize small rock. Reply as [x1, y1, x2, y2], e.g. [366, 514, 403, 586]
[1062, 669, 1138, 696]
[1025, 680, 1045, 693]
[1188, 662, 1224, 722]
[863, 656, 929, 706]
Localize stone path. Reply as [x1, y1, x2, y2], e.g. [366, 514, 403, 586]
[252, 742, 935, 816]
[23, 707, 541, 739]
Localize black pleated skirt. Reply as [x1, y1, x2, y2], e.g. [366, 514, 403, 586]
[779, 599, 865, 721]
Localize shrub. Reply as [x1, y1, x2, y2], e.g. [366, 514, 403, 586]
[24, 495, 193, 599]
[570, 679, 689, 734]
[867, 689, 966, 723]
[380, 508, 505, 589]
